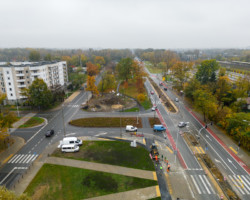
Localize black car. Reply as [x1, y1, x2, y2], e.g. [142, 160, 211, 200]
[45, 129, 54, 137]
[164, 87, 168, 91]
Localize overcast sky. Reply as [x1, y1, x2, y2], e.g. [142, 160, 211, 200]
[0, 0, 250, 49]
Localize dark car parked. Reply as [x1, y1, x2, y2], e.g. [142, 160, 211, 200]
[164, 87, 168, 91]
[45, 129, 54, 137]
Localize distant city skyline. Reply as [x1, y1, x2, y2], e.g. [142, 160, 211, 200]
[0, 0, 250, 49]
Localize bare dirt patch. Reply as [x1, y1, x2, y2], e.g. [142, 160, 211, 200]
[31, 185, 49, 200]
[82, 93, 137, 112]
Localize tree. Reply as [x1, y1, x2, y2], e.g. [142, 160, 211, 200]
[162, 50, 178, 75]
[29, 50, 40, 61]
[184, 78, 201, 101]
[44, 53, 52, 61]
[116, 58, 134, 82]
[0, 186, 31, 200]
[86, 62, 99, 76]
[171, 61, 193, 91]
[98, 73, 116, 95]
[22, 79, 53, 109]
[86, 76, 99, 95]
[94, 56, 105, 66]
[196, 59, 219, 84]
[215, 76, 233, 107]
[193, 89, 217, 122]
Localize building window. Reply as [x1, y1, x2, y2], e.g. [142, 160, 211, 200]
[26, 71, 28, 73]
[10, 93, 13, 96]
[9, 88, 12, 91]
[27, 81, 30, 84]
[8, 77, 10, 80]
[8, 82, 11, 86]
[6, 71, 9, 74]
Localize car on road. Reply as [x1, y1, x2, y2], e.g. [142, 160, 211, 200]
[178, 122, 188, 128]
[153, 124, 166, 132]
[150, 91, 154, 95]
[126, 125, 137, 132]
[45, 129, 54, 137]
[151, 106, 157, 111]
[159, 82, 163, 86]
[175, 98, 179, 102]
[164, 87, 168, 91]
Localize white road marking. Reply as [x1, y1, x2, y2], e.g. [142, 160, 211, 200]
[238, 175, 250, 194]
[0, 167, 16, 184]
[229, 175, 245, 195]
[203, 175, 215, 193]
[7, 154, 18, 163]
[22, 155, 32, 163]
[26, 154, 36, 163]
[199, 175, 211, 194]
[10, 154, 22, 163]
[191, 175, 201, 194]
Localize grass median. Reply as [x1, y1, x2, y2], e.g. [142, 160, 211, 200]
[25, 164, 158, 200]
[52, 140, 155, 171]
[69, 117, 142, 128]
[19, 117, 44, 128]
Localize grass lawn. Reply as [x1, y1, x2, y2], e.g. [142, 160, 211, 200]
[119, 81, 152, 110]
[69, 117, 142, 128]
[25, 164, 157, 200]
[148, 197, 161, 200]
[19, 117, 44, 128]
[144, 61, 162, 74]
[52, 141, 155, 171]
[148, 117, 162, 128]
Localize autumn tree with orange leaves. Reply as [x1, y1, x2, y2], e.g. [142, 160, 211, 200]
[86, 76, 99, 95]
[86, 62, 99, 76]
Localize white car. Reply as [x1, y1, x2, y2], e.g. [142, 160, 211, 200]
[126, 125, 137, 132]
[151, 106, 157, 111]
[178, 122, 187, 128]
[175, 98, 179, 102]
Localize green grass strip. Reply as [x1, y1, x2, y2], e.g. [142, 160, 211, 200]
[52, 141, 155, 171]
[25, 164, 157, 200]
[19, 117, 44, 128]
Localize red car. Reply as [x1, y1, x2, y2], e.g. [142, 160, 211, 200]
[150, 91, 154, 95]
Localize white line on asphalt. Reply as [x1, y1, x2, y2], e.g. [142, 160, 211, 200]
[22, 155, 32, 163]
[242, 175, 250, 187]
[26, 154, 35, 163]
[191, 175, 201, 194]
[203, 175, 215, 194]
[11, 154, 22, 163]
[0, 167, 16, 184]
[238, 175, 250, 194]
[229, 175, 245, 195]
[199, 175, 211, 194]
[183, 171, 195, 198]
[31, 154, 38, 162]
[26, 118, 48, 144]
[8, 154, 18, 163]
[19, 155, 28, 163]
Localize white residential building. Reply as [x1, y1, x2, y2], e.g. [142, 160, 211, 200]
[0, 61, 68, 102]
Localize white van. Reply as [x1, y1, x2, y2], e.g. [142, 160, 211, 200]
[126, 125, 137, 132]
[58, 137, 82, 148]
[61, 144, 79, 153]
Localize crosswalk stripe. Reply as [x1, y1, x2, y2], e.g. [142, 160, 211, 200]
[22, 155, 32, 163]
[8, 154, 18, 163]
[14, 155, 25, 163]
[191, 175, 201, 194]
[199, 147, 205, 154]
[26, 155, 35, 163]
[199, 175, 211, 194]
[203, 175, 215, 194]
[238, 175, 250, 194]
[229, 175, 245, 195]
[31, 154, 39, 162]
[242, 176, 250, 187]
[19, 155, 29, 163]
[10, 154, 21, 163]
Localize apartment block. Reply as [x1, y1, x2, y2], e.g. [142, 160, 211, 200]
[0, 61, 68, 102]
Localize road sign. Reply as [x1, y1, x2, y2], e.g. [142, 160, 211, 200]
[162, 77, 165, 81]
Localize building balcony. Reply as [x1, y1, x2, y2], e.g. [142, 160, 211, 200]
[16, 74, 25, 77]
[17, 79, 25, 82]
[17, 85, 26, 88]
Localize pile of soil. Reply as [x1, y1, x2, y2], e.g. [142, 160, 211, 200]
[82, 93, 137, 112]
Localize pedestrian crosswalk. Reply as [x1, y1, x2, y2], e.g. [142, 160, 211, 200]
[67, 105, 79, 108]
[190, 174, 215, 194]
[229, 175, 250, 195]
[8, 154, 39, 164]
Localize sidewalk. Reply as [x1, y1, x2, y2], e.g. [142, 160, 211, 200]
[0, 112, 37, 167]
